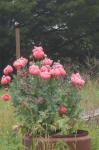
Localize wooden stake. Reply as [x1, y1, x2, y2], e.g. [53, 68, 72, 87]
[15, 22, 20, 59]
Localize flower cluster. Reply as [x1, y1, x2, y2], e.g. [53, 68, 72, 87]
[0, 46, 85, 136]
[29, 62, 66, 80]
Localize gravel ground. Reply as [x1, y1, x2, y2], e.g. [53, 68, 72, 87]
[81, 108, 99, 122]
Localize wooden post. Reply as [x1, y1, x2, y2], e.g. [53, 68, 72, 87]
[15, 22, 20, 59]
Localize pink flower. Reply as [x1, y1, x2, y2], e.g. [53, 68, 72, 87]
[40, 71, 51, 80]
[29, 65, 40, 75]
[1, 94, 11, 101]
[53, 62, 64, 69]
[58, 105, 68, 114]
[3, 65, 13, 75]
[51, 62, 66, 77]
[13, 57, 28, 69]
[40, 65, 50, 72]
[50, 68, 61, 77]
[1, 75, 11, 84]
[58, 68, 66, 76]
[32, 46, 45, 59]
[50, 68, 66, 77]
[71, 73, 85, 87]
[42, 58, 53, 66]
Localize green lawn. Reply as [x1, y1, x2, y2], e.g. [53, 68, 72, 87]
[81, 80, 99, 111]
[0, 88, 5, 107]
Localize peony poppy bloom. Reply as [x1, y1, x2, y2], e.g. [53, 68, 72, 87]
[3, 65, 13, 75]
[42, 58, 53, 66]
[1, 75, 11, 84]
[1, 94, 11, 101]
[40, 71, 51, 80]
[40, 65, 50, 72]
[13, 57, 28, 69]
[71, 73, 85, 87]
[32, 46, 45, 59]
[58, 105, 68, 114]
[29, 65, 40, 75]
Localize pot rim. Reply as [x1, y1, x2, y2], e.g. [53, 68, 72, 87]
[51, 130, 89, 138]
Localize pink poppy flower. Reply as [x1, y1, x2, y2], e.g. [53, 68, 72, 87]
[58, 105, 68, 114]
[32, 46, 45, 59]
[50, 67, 66, 77]
[1, 75, 11, 84]
[29, 65, 40, 75]
[1, 94, 11, 101]
[42, 58, 53, 66]
[13, 57, 28, 69]
[71, 73, 85, 87]
[50, 68, 61, 77]
[3, 65, 13, 75]
[40, 65, 50, 72]
[53, 62, 64, 69]
[58, 68, 66, 76]
[40, 71, 51, 80]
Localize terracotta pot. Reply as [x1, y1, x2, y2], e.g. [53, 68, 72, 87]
[23, 130, 91, 150]
[23, 135, 33, 150]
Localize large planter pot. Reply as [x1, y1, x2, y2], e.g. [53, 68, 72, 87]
[23, 130, 91, 150]
[23, 135, 33, 150]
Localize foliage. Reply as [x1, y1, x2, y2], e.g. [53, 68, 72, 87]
[0, 46, 85, 137]
[82, 57, 99, 79]
[0, 79, 99, 149]
[0, 102, 99, 150]
[55, 140, 69, 150]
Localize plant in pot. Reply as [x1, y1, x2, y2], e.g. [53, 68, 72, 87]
[0, 46, 91, 150]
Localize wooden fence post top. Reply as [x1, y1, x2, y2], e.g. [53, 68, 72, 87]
[15, 21, 20, 28]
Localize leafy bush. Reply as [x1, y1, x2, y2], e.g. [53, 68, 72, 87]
[0, 46, 85, 137]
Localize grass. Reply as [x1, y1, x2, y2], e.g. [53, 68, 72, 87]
[80, 119, 99, 150]
[0, 80, 99, 150]
[0, 89, 23, 150]
[81, 80, 99, 111]
[0, 106, 22, 150]
[0, 89, 6, 107]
